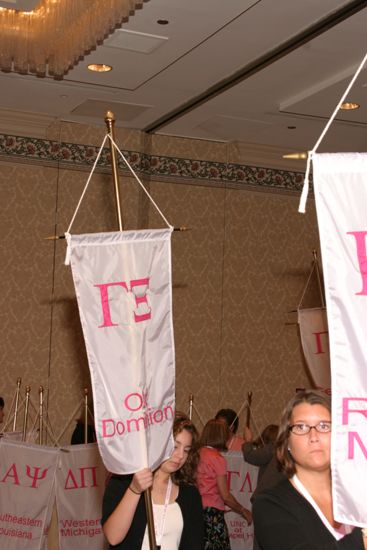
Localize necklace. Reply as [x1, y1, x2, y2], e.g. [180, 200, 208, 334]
[154, 476, 173, 546]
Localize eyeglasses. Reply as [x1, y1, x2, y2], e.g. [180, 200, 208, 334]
[289, 422, 331, 435]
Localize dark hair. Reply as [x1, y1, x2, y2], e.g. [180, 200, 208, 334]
[174, 410, 189, 422]
[215, 408, 239, 434]
[171, 417, 200, 486]
[276, 390, 331, 477]
[200, 419, 229, 452]
[0, 397, 4, 408]
[253, 424, 279, 447]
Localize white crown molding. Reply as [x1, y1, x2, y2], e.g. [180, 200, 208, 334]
[0, 108, 57, 138]
[0, 108, 307, 173]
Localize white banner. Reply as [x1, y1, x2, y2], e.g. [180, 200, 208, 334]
[0, 440, 58, 550]
[67, 229, 175, 474]
[224, 452, 258, 550]
[55, 444, 108, 550]
[313, 153, 367, 527]
[298, 307, 331, 394]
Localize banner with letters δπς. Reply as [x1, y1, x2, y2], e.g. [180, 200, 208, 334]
[55, 443, 108, 550]
[66, 228, 175, 474]
[0, 439, 58, 550]
[313, 153, 367, 527]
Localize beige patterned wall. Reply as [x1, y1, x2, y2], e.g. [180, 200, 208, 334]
[0, 122, 320, 448]
[145, 179, 318, 433]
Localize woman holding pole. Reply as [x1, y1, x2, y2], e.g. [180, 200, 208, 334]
[102, 416, 204, 549]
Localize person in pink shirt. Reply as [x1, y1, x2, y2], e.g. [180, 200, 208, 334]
[197, 419, 252, 549]
[215, 408, 246, 451]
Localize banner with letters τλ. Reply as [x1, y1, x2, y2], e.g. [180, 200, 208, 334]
[223, 451, 258, 550]
[0, 440, 58, 550]
[298, 307, 331, 394]
[55, 444, 108, 550]
[66, 228, 175, 474]
[313, 153, 367, 527]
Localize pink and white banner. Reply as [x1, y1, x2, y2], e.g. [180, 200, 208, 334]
[224, 452, 258, 550]
[313, 153, 367, 527]
[298, 307, 331, 394]
[55, 444, 108, 550]
[0, 440, 58, 549]
[66, 228, 175, 474]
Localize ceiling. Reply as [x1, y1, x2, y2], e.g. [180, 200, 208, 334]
[1, 0, 367, 158]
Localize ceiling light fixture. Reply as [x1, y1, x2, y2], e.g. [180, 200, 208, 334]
[88, 64, 113, 73]
[340, 102, 360, 110]
[0, 0, 147, 78]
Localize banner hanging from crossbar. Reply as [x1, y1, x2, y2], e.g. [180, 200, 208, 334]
[313, 152, 367, 527]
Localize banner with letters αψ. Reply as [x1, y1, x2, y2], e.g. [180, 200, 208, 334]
[313, 153, 367, 527]
[55, 444, 108, 550]
[298, 307, 331, 394]
[0, 440, 58, 550]
[66, 228, 175, 474]
[223, 452, 258, 550]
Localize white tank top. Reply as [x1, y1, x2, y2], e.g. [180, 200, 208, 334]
[141, 502, 183, 549]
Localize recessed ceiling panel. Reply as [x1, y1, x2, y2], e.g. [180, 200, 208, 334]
[104, 29, 168, 54]
[196, 115, 272, 142]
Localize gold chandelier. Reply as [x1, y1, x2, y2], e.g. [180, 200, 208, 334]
[0, 0, 148, 78]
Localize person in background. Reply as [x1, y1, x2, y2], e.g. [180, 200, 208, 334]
[253, 390, 367, 549]
[215, 408, 245, 451]
[102, 416, 204, 549]
[197, 419, 252, 550]
[70, 416, 96, 444]
[242, 423, 284, 500]
[242, 424, 284, 550]
[71, 403, 96, 444]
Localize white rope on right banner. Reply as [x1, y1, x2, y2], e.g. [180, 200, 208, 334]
[298, 50, 367, 214]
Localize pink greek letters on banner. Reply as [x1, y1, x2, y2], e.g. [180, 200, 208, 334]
[347, 231, 367, 295]
[1, 463, 50, 489]
[342, 398, 367, 460]
[64, 466, 98, 490]
[312, 330, 328, 355]
[312, 152, 367, 527]
[95, 277, 151, 327]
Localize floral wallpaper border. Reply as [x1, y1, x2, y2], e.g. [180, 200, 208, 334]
[0, 133, 310, 193]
